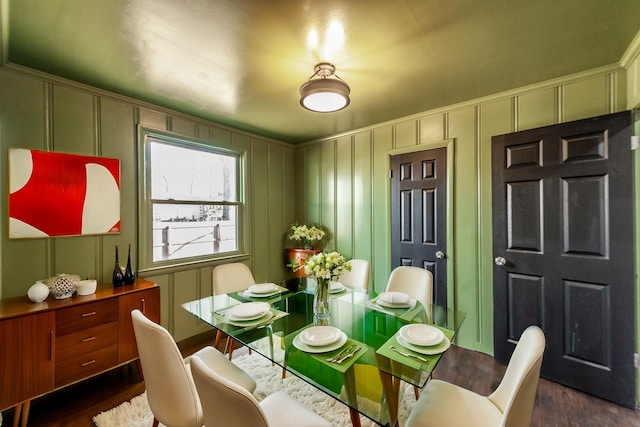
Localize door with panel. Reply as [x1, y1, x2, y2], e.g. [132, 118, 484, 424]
[390, 148, 447, 309]
[492, 111, 634, 407]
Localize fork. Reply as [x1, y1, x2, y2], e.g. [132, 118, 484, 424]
[389, 345, 427, 363]
[326, 344, 355, 362]
[334, 346, 361, 364]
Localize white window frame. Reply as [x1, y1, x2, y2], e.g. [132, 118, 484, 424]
[137, 127, 245, 272]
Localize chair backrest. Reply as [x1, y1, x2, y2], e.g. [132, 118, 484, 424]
[338, 259, 370, 290]
[212, 262, 255, 295]
[131, 309, 202, 427]
[190, 354, 270, 427]
[489, 325, 545, 427]
[385, 266, 433, 309]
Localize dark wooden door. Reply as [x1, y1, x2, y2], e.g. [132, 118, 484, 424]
[492, 111, 635, 408]
[391, 148, 447, 309]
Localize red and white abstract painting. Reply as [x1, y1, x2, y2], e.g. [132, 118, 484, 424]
[9, 148, 121, 238]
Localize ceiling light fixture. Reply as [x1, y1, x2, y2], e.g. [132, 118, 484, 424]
[299, 62, 350, 112]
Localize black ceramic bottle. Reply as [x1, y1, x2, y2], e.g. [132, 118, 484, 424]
[124, 244, 135, 285]
[112, 246, 124, 287]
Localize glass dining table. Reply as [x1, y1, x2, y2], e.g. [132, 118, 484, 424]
[182, 281, 465, 427]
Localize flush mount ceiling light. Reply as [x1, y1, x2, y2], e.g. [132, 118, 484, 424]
[299, 62, 350, 112]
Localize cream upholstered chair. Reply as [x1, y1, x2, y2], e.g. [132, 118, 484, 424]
[385, 265, 433, 310]
[131, 309, 256, 427]
[338, 259, 370, 291]
[405, 325, 545, 427]
[385, 266, 434, 398]
[190, 354, 331, 427]
[212, 262, 256, 358]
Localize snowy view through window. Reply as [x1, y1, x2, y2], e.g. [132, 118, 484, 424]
[150, 140, 239, 261]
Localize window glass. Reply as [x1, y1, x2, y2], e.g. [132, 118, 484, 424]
[145, 136, 241, 264]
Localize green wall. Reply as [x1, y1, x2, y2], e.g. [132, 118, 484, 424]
[0, 66, 296, 341]
[293, 64, 637, 354]
[0, 42, 638, 355]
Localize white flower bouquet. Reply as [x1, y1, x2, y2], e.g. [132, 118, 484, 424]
[289, 222, 326, 249]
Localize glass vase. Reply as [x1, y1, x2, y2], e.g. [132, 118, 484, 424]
[124, 244, 135, 285]
[112, 246, 124, 287]
[313, 278, 331, 325]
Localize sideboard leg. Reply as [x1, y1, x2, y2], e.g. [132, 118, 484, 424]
[12, 402, 22, 427]
[20, 400, 30, 427]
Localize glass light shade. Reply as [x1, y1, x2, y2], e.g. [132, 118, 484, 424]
[299, 78, 350, 112]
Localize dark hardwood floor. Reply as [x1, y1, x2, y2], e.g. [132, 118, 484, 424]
[3, 333, 639, 426]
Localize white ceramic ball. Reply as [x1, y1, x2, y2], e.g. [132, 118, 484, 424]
[28, 281, 50, 303]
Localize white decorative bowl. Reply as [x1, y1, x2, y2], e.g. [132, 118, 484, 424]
[45, 274, 80, 299]
[27, 281, 50, 303]
[76, 279, 97, 296]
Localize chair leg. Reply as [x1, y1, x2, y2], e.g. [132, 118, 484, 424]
[214, 330, 223, 350]
[227, 338, 236, 360]
[414, 385, 420, 400]
[152, 418, 159, 427]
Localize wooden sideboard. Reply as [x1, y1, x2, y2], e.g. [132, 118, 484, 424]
[0, 279, 160, 425]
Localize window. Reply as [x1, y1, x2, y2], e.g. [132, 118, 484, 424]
[141, 131, 243, 268]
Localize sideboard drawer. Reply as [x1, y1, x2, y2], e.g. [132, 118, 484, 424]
[56, 299, 118, 336]
[55, 343, 118, 387]
[55, 322, 118, 360]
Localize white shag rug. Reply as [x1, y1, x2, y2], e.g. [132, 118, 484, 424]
[93, 353, 417, 426]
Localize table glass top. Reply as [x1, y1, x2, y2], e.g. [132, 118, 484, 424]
[182, 285, 465, 426]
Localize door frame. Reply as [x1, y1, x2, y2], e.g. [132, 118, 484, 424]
[386, 138, 456, 310]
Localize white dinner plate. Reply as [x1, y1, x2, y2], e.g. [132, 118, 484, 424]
[227, 311, 274, 326]
[242, 289, 281, 298]
[376, 297, 417, 309]
[379, 291, 411, 304]
[396, 334, 451, 355]
[329, 281, 345, 293]
[299, 326, 342, 346]
[227, 302, 271, 319]
[249, 283, 278, 294]
[399, 324, 445, 346]
[293, 331, 348, 353]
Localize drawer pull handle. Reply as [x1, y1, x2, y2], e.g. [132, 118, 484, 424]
[142, 298, 146, 313]
[82, 336, 96, 342]
[82, 311, 97, 317]
[82, 359, 96, 367]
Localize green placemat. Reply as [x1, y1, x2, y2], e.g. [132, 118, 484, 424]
[216, 307, 288, 330]
[376, 325, 455, 370]
[287, 326, 367, 374]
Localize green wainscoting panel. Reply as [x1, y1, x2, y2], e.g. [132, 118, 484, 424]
[173, 269, 206, 342]
[518, 87, 557, 130]
[420, 114, 445, 143]
[353, 131, 373, 266]
[371, 126, 393, 295]
[563, 74, 610, 121]
[138, 107, 167, 130]
[0, 70, 49, 298]
[210, 126, 233, 146]
[394, 120, 417, 149]
[336, 135, 353, 257]
[252, 140, 270, 278]
[52, 85, 95, 152]
[447, 106, 481, 350]
[321, 140, 336, 249]
[170, 115, 197, 137]
[477, 99, 514, 354]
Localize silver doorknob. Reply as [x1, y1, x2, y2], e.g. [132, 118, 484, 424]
[494, 256, 506, 266]
[435, 251, 445, 259]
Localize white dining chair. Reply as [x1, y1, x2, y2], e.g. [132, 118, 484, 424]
[385, 265, 434, 398]
[405, 325, 545, 427]
[212, 262, 256, 358]
[338, 258, 370, 291]
[190, 353, 331, 427]
[131, 309, 256, 427]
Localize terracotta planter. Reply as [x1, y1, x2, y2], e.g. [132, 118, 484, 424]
[285, 248, 320, 278]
